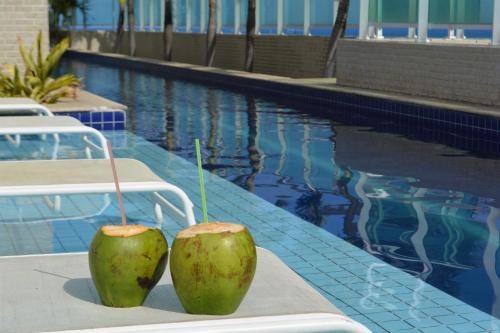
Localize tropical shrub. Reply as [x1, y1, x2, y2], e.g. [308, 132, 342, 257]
[0, 32, 80, 104]
[49, 0, 90, 45]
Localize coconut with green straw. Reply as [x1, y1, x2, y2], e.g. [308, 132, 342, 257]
[88, 141, 168, 307]
[170, 138, 257, 315]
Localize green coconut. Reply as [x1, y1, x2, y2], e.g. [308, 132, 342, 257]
[170, 222, 257, 315]
[89, 225, 168, 307]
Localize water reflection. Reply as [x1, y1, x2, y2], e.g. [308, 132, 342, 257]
[59, 59, 500, 318]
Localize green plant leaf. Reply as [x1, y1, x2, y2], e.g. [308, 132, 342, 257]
[44, 37, 70, 78]
[0, 31, 79, 102]
[36, 31, 43, 72]
[18, 37, 36, 76]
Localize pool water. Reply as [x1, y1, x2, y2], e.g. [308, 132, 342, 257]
[54, 58, 499, 319]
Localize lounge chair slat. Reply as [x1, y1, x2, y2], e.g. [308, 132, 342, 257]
[0, 158, 197, 226]
[0, 116, 81, 128]
[0, 159, 162, 187]
[0, 98, 53, 116]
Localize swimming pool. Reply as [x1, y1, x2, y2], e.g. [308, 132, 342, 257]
[54, 58, 500, 321]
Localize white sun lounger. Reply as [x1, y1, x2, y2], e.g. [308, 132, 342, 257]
[0, 98, 56, 144]
[0, 158, 196, 226]
[0, 248, 371, 333]
[0, 116, 111, 222]
[0, 116, 108, 159]
[0, 97, 54, 116]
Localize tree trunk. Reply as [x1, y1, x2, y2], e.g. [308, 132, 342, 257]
[163, 0, 173, 60]
[114, 0, 126, 53]
[245, 0, 256, 72]
[324, 0, 350, 77]
[206, 0, 217, 66]
[127, 0, 136, 56]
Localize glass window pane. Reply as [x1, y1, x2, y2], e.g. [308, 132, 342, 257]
[261, 0, 278, 34]
[284, 0, 303, 34]
[240, 0, 248, 34]
[347, 0, 360, 25]
[174, 0, 187, 31]
[429, 0, 482, 25]
[479, 0, 493, 24]
[310, 0, 333, 36]
[369, 0, 417, 24]
[345, 0, 359, 37]
[221, 0, 235, 33]
[191, 0, 202, 32]
[154, 0, 162, 31]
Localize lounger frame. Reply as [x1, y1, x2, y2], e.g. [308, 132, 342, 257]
[0, 99, 56, 144]
[42, 313, 371, 333]
[0, 98, 54, 116]
[0, 116, 195, 226]
[0, 125, 109, 159]
[0, 180, 196, 226]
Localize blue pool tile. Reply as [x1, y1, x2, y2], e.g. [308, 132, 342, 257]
[103, 112, 113, 121]
[80, 112, 90, 123]
[435, 315, 469, 325]
[357, 319, 390, 333]
[293, 266, 322, 275]
[461, 311, 498, 322]
[404, 316, 441, 329]
[91, 112, 102, 122]
[114, 112, 125, 121]
[114, 122, 125, 130]
[318, 263, 345, 273]
[377, 319, 413, 331]
[448, 322, 485, 333]
[321, 287, 362, 299]
[423, 326, 457, 333]
[434, 297, 468, 307]
[362, 311, 400, 323]
[475, 320, 500, 331]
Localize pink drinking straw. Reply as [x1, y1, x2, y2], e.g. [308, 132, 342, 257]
[106, 140, 127, 226]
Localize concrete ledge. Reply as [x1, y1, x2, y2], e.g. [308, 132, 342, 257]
[46, 89, 127, 113]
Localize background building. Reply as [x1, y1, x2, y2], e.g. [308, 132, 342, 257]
[0, 0, 49, 67]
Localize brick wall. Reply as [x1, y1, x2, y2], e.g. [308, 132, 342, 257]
[70, 31, 330, 78]
[337, 39, 500, 107]
[0, 0, 49, 68]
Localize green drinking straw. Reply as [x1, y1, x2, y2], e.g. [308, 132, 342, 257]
[195, 139, 209, 224]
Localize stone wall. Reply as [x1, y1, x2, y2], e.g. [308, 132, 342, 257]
[69, 31, 330, 78]
[336, 39, 500, 107]
[0, 0, 49, 67]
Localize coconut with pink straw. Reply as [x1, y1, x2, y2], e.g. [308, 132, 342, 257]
[88, 141, 168, 307]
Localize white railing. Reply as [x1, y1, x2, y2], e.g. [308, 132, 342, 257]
[494, 0, 500, 45]
[129, 0, 500, 45]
